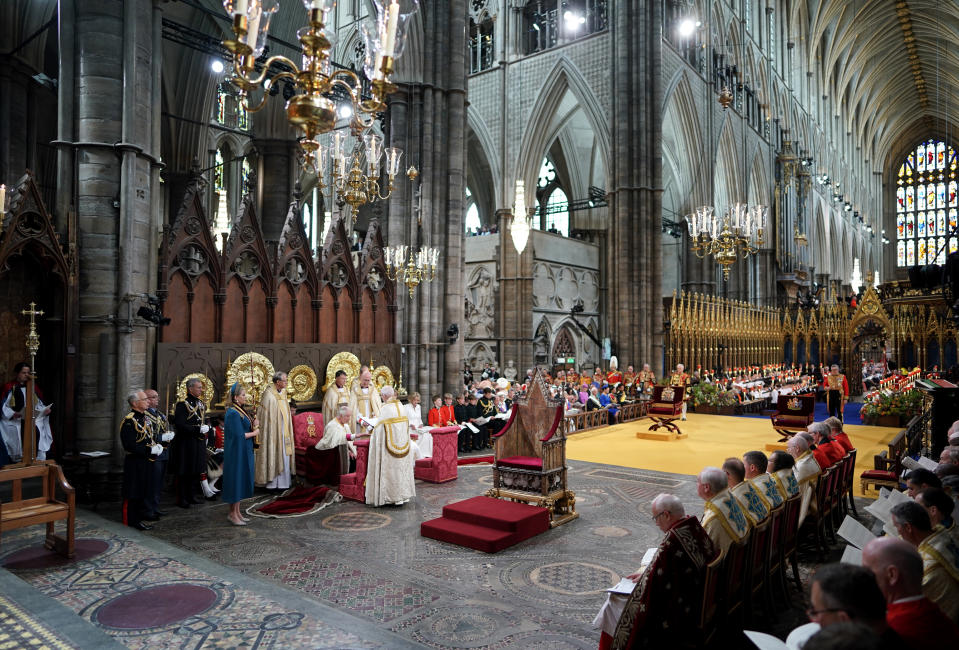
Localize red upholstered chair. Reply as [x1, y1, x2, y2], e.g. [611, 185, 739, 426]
[770, 394, 815, 441]
[338, 438, 370, 502]
[643, 385, 685, 434]
[414, 426, 460, 483]
[292, 412, 341, 486]
[488, 369, 577, 527]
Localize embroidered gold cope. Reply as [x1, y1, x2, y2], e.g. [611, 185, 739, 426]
[255, 385, 294, 486]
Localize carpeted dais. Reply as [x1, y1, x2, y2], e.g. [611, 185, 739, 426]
[420, 496, 550, 553]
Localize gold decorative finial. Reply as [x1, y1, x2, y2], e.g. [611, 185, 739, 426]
[21, 302, 44, 369]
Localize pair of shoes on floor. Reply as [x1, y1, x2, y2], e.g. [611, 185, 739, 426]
[143, 514, 161, 522]
[228, 516, 247, 526]
[132, 522, 153, 531]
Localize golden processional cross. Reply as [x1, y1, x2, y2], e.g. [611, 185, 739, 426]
[21, 301, 44, 369]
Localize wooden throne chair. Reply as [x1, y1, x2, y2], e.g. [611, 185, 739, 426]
[486, 369, 577, 527]
[641, 385, 685, 435]
[770, 394, 815, 442]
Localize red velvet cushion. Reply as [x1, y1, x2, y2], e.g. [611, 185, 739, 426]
[860, 470, 897, 480]
[649, 405, 681, 416]
[340, 471, 359, 485]
[415, 458, 433, 468]
[497, 456, 543, 470]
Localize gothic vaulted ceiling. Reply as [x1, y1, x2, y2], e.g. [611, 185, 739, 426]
[799, 0, 959, 168]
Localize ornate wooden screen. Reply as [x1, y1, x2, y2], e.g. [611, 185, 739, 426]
[158, 169, 395, 345]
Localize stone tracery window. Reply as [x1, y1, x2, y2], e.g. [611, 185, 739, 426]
[469, 12, 495, 73]
[536, 157, 570, 237]
[895, 139, 958, 267]
[523, 1, 607, 55]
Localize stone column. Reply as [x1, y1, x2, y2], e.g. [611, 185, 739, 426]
[387, 0, 468, 397]
[607, 1, 664, 376]
[61, 0, 160, 462]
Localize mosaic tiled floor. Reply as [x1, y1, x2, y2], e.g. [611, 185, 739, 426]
[0, 523, 379, 649]
[2, 459, 857, 648]
[0, 591, 74, 649]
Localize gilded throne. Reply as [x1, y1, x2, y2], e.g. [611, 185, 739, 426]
[486, 369, 578, 527]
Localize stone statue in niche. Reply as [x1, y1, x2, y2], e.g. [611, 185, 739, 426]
[533, 330, 548, 363]
[366, 267, 384, 291]
[465, 267, 495, 339]
[503, 359, 518, 382]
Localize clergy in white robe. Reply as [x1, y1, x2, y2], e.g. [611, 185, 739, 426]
[351, 368, 382, 436]
[365, 386, 415, 506]
[1, 363, 52, 463]
[788, 435, 821, 527]
[256, 372, 294, 489]
[405, 392, 432, 459]
[315, 405, 356, 472]
[322, 370, 355, 433]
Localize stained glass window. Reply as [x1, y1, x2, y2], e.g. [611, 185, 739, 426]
[896, 139, 958, 267]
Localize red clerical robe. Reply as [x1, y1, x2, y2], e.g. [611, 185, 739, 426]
[607, 516, 718, 649]
[833, 432, 854, 453]
[887, 597, 959, 648]
[820, 440, 845, 466]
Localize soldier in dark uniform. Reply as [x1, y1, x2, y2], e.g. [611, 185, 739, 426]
[120, 390, 162, 530]
[171, 378, 210, 508]
[454, 392, 471, 453]
[477, 387, 496, 449]
[467, 393, 485, 451]
[144, 389, 172, 521]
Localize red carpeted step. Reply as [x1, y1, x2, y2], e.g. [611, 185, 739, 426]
[441, 496, 550, 534]
[420, 517, 517, 553]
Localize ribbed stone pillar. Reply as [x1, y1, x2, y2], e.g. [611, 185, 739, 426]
[59, 0, 160, 463]
[388, 0, 468, 397]
[607, 1, 665, 376]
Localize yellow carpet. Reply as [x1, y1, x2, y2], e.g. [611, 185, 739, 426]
[566, 413, 902, 498]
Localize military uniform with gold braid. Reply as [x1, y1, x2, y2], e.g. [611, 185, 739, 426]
[145, 406, 170, 519]
[120, 408, 159, 528]
[822, 367, 849, 423]
[669, 368, 691, 420]
[477, 391, 496, 447]
[171, 392, 208, 507]
[637, 367, 656, 399]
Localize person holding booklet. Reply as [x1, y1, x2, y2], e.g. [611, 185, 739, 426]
[593, 494, 718, 649]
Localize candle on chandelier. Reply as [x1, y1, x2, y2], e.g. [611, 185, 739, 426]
[382, 1, 400, 56]
[0, 184, 6, 214]
[233, 0, 249, 16]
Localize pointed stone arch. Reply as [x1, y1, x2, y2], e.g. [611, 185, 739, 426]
[514, 56, 611, 195]
[466, 107, 500, 223]
[663, 71, 707, 208]
[713, 117, 742, 211]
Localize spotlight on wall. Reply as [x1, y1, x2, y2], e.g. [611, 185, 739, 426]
[677, 17, 698, 38]
[211, 59, 225, 74]
[563, 10, 586, 31]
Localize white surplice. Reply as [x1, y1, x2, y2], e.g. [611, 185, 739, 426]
[404, 402, 432, 459]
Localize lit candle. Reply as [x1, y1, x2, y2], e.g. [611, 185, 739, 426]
[310, 0, 325, 9]
[0, 184, 5, 214]
[234, 0, 249, 17]
[245, 10, 261, 50]
[382, 0, 400, 56]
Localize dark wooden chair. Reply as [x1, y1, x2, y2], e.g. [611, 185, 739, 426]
[764, 504, 789, 605]
[843, 449, 859, 516]
[720, 537, 750, 630]
[745, 517, 771, 620]
[781, 495, 802, 592]
[683, 553, 724, 649]
[488, 369, 577, 527]
[770, 394, 815, 441]
[861, 432, 904, 493]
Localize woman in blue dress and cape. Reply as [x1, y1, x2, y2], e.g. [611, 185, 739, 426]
[223, 383, 258, 526]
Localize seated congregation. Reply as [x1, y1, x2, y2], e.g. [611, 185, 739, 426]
[594, 415, 959, 649]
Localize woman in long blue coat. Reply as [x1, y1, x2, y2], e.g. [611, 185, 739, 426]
[223, 383, 258, 525]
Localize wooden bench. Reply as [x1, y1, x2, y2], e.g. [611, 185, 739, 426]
[860, 430, 906, 493]
[0, 462, 76, 558]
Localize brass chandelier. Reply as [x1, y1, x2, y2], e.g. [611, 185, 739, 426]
[220, 0, 418, 184]
[384, 244, 438, 298]
[685, 204, 767, 279]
